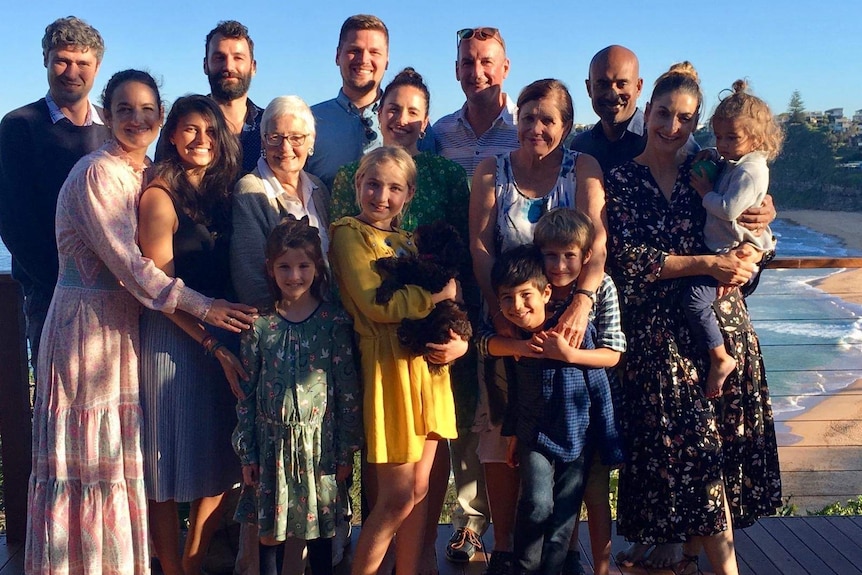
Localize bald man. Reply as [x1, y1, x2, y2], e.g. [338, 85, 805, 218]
[570, 45, 655, 171]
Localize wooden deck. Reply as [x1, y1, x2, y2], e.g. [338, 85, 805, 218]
[5, 517, 862, 574]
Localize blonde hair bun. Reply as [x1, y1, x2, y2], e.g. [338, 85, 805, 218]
[658, 61, 700, 85]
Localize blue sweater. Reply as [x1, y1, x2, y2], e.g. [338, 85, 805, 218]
[0, 99, 109, 291]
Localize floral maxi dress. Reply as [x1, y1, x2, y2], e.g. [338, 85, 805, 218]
[26, 141, 211, 575]
[605, 158, 781, 544]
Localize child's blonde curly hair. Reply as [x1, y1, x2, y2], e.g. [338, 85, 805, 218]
[712, 80, 784, 161]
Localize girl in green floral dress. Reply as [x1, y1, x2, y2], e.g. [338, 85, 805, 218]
[233, 216, 362, 575]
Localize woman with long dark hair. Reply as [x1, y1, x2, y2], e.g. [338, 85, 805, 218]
[138, 94, 246, 575]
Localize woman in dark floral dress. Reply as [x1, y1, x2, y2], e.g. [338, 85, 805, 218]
[605, 62, 781, 575]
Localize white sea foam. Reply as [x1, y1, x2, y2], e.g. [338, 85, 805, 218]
[755, 219, 862, 417]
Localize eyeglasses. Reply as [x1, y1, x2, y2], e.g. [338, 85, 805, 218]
[264, 133, 309, 147]
[456, 27, 505, 50]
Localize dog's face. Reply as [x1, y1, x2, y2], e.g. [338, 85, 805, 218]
[414, 221, 468, 270]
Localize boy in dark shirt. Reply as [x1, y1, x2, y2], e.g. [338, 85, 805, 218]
[479, 211, 624, 574]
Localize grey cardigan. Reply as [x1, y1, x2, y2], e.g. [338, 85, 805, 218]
[230, 168, 330, 308]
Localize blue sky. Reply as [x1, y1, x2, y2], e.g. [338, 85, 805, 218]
[2, 1, 861, 126]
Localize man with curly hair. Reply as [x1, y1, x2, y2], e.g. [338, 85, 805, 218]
[0, 15, 109, 377]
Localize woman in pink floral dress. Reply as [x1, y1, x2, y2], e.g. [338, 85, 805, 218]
[25, 70, 256, 575]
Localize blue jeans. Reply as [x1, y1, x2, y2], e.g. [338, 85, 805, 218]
[682, 276, 724, 351]
[513, 445, 590, 574]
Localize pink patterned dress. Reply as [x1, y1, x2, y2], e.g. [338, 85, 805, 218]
[25, 141, 212, 575]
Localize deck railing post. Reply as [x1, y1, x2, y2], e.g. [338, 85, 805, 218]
[0, 273, 31, 545]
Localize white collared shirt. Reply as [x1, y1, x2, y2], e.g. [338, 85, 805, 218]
[256, 157, 330, 259]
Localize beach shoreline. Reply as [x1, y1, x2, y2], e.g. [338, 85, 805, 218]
[780, 209, 862, 251]
[772, 211, 862, 509]
[774, 211, 862, 434]
[780, 210, 862, 304]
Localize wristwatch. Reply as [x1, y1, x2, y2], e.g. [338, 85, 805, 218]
[573, 288, 596, 306]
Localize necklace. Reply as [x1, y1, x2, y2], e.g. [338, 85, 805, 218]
[356, 215, 394, 232]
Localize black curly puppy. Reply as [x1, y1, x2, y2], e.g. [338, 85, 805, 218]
[374, 220, 473, 374]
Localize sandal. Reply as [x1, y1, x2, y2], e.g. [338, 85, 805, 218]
[673, 553, 703, 575]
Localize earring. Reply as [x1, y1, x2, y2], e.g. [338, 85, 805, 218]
[308, 147, 314, 157]
[419, 131, 426, 140]
[261, 148, 267, 159]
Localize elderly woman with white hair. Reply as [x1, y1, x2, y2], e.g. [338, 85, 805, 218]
[231, 95, 330, 309]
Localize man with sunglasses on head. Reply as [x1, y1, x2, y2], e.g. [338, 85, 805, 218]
[427, 27, 519, 178]
[426, 26, 520, 575]
[305, 14, 387, 191]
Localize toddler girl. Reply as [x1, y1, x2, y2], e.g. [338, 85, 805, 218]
[329, 146, 463, 575]
[690, 79, 784, 397]
[233, 216, 362, 575]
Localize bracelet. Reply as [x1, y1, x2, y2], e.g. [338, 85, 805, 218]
[207, 342, 225, 357]
[573, 288, 597, 306]
[201, 334, 216, 352]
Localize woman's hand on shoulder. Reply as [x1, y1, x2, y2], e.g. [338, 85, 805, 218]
[204, 300, 258, 332]
[425, 329, 469, 365]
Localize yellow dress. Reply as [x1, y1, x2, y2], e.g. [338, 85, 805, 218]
[329, 217, 457, 463]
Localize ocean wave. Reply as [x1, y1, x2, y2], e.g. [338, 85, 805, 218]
[770, 369, 861, 416]
[757, 320, 862, 340]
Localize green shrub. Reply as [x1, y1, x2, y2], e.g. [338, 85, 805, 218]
[808, 496, 862, 516]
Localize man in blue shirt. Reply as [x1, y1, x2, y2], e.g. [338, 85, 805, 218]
[568, 45, 647, 173]
[305, 14, 387, 190]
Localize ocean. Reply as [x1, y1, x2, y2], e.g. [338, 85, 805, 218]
[749, 219, 862, 419]
[2, 219, 861, 419]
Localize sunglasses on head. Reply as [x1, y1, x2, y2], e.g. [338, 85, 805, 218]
[456, 27, 505, 50]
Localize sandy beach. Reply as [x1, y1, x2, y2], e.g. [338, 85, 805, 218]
[773, 210, 862, 510]
[780, 209, 862, 251]
[780, 210, 862, 304]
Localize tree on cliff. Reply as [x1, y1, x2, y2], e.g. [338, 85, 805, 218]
[788, 90, 806, 123]
[771, 122, 836, 207]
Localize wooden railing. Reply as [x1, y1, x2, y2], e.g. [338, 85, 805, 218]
[0, 258, 861, 543]
[0, 273, 30, 545]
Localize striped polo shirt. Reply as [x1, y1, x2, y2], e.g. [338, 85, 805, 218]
[430, 94, 519, 179]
